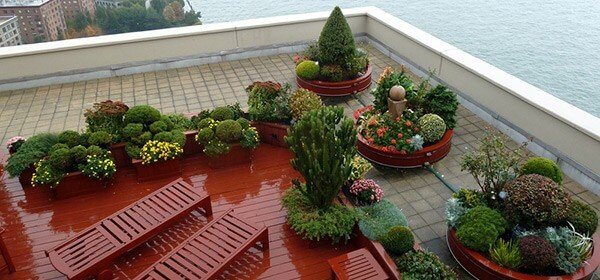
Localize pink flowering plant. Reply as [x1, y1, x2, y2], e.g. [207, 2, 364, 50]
[6, 136, 26, 154]
[349, 179, 384, 205]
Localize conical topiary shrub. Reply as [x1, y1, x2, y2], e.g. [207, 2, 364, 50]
[318, 6, 356, 67]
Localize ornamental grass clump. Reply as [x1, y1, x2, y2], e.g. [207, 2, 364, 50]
[6, 133, 58, 177]
[489, 239, 522, 270]
[139, 140, 182, 165]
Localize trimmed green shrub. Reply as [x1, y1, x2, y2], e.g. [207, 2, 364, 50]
[240, 128, 259, 149]
[396, 250, 457, 280]
[380, 226, 414, 255]
[86, 145, 104, 156]
[418, 113, 446, 143]
[236, 118, 251, 129]
[215, 120, 242, 142]
[296, 60, 320, 80]
[566, 200, 598, 235]
[457, 222, 500, 252]
[284, 106, 356, 209]
[149, 120, 168, 134]
[196, 128, 214, 143]
[159, 115, 175, 131]
[458, 206, 507, 232]
[153, 131, 173, 143]
[70, 145, 88, 164]
[520, 157, 563, 184]
[197, 117, 215, 130]
[122, 123, 144, 138]
[320, 64, 344, 82]
[282, 186, 357, 243]
[50, 143, 70, 152]
[318, 6, 356, 66]
[171, 130, 186, 147]
[166, 113, 194, 130]
[423, 85, 459, 129]
[489, 238, 522, 270]
[125, 143, 141, 158]
[347, 55, 369, 77]
[505, 174, 571, 226]
[87, 131, 113, 148]
[58, 130, 82, 147]
[124, 105, 161, 126]
[519, 235, 557, 274]
[47, 148, 73, 170]
[210, 106, 235, 121]
[5, 133, 59, 177]
[133, 132, 152, 146]
[203, 140, 230, 157]
[356, 199, 408, 240]
[288, 89, 323, 121]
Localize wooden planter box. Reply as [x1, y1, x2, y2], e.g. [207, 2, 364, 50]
[447, 228, 600, 280]
[354, 107, 453, 168]
[132, 157, 182, 182]
[110, 142, 131, 168]
[19, 165, 35, 188]
[49, 171, 107, 199]
[251, 121, 289, 147]
[183, 130, 203, 156]
[296, 65, 372, 97]
[207, 143, 253, 169]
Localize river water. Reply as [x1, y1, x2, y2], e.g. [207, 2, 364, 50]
[193, 0, 600, 117]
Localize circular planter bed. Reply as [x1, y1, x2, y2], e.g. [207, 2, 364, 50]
[354, 107, 453, 168]
[251, 121, 289, 148]
[447, 228, 600, 280]
[296, 65, 372, 97]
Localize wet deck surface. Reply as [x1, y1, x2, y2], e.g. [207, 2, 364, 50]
[0, 145, 359, 279]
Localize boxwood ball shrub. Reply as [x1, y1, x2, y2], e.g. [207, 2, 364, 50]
[87, 131, 113, 148]
[505, 174, 571, 226]
[417, 113, 446, 143]
[215, 120, 242, 142]
[124, 105, 161, 126]
[50, 143, 69, 152]
[380, 226, 414, 255]
[70, 145, 88, 164]
[288, 89, 323, 121]
[210, 106, 235, 121]
[236, 117, 251, 129]
[520, 157, 563, 184]
[318, 6, 356, 67]
[296, 60, 320, 80]
[197, 117, 215, 130]
[458, 206, 507, 232]
[58, 130, 82, 147]
[456, 206, 507, 252]
[519, 235, 557, 274]
[47, 147, 73, 170]
[149, 120, 168, 134]
[566, 200, 598, 235]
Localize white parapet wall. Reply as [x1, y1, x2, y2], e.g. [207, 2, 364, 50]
[0, 7, 598, 192]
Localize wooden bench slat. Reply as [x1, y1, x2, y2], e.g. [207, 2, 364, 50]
[328, 248, 389, 280]
[47, 178, 211, 279]
[215, 219, 251, 239]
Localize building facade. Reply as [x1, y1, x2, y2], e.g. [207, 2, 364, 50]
[0, 15, 22, 46]
[61, 0, 93, 21]
[93, 0, 120, 8]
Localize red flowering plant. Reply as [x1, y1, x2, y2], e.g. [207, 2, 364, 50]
[357, 108, 423, 154]
[349, 179, 383, 205]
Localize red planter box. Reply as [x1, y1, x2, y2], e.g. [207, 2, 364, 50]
[447, 228, 600, 280]
[51, 171, 106, 199]
[354, 107, 453, 168]
[19, 165, 34, 187]
[132, 157, 182, 182]
[251, 121, 289, 147]
[296, 65, 372, 97]
[207, 143, 252, 169]
[183, 130, 203, 156]
[110, 142, 131, 168]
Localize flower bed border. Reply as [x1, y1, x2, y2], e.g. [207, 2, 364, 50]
[207, 143, 253, 169]
[354, 107, 453, 168]
[447, 228, 600, 280]
[296, 65, 372, 97]
[251, 121, 289, 148]
[132, 157, 182, 182]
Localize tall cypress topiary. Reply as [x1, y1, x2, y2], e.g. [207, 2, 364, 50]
[285, 106, 356, 209]
[318, 6, 356, 67]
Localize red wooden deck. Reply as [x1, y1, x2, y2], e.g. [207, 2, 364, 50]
[0, 145, 359, 279]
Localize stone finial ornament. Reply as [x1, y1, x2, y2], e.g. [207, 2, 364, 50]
[388, 85, 407, 119]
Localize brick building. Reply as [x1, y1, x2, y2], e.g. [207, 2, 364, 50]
[61, 0, 94, 21]
[0, 15, 22, 46]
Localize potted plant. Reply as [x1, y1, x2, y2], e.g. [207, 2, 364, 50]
[84, 100, 130, 167]
[294, 7, 371, 96]
[5, 133, 59, 187]
[445, 131, 600, 279]
[354, 67, 459, 168]
[246, 81, 323, 147]
[194, 106, 260, 168]
[133, 140, 183, 182]
[282, 106, 358, 245]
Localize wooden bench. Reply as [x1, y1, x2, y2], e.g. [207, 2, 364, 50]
[328, 248, 390, 280]
[134, 208, 268, 280]
[46, 178, 212, 280]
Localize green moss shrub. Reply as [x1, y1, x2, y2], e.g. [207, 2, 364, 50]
[505, 174, 571, 226]
[47, 148, 73, 170]
[520, 157, 563, 184]
[149, 120, 168, 134]
[70, 145, 88, 164]
[418, 114, 446, 143]
[518, 235, 557, 274]
[296, 61, 320, 80]
[380, 226, 414, 255]
[566, 200, 598, 235]
[236, 118, 250, 129]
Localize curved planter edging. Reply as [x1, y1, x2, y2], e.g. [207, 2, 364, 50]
[447, 228, 600, 280]
[251, 121, 289, 148]
[296, 65, 372, 97]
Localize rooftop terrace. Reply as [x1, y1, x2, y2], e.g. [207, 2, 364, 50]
[0, 44, 598, 279]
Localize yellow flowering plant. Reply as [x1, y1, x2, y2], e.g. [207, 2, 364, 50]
[140, 140, 183, 165]
[81, 152, 117, 179]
